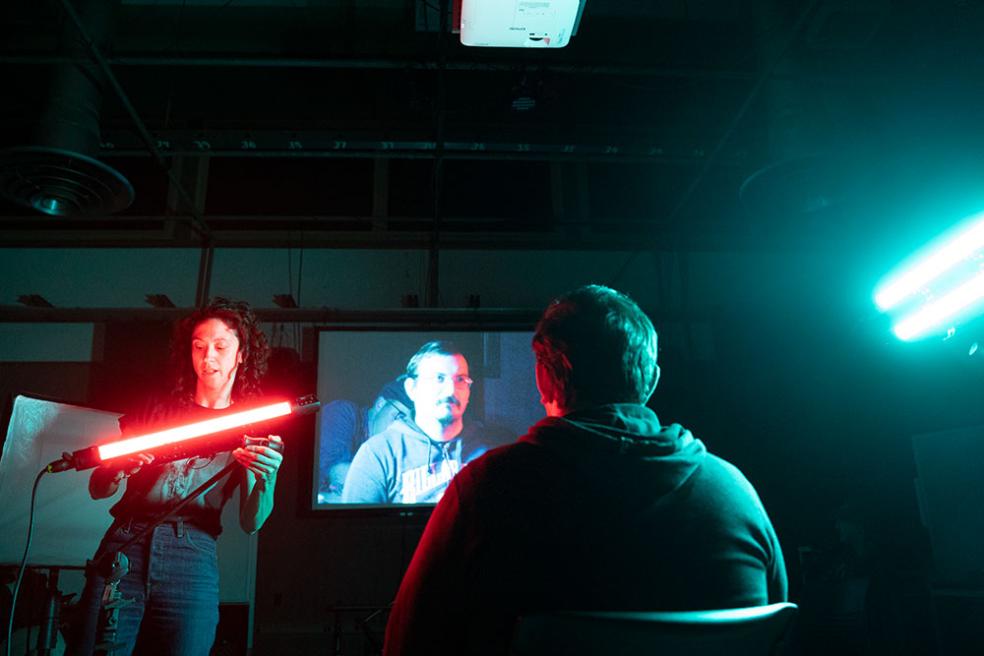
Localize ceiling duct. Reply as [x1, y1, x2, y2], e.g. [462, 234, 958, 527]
[0, 0, 133, 217]
[739, 1, 873, 222]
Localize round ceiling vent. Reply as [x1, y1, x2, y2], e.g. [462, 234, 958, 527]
[0, 145, 134, 217]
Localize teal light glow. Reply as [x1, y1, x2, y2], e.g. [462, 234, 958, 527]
[893, 269, 984, 341]
[874, 210, 984, 311]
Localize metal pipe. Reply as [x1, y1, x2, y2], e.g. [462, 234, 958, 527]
[0, 54, 762, 81]
[95, 148, 743, 166]
[195, 242, 214, 308]
[54, 0, 212, 240]
[608, 0, 823, 287]
[0, 306, 544, 324]
[425, 0, 450, 308]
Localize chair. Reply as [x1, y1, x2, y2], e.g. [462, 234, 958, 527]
[511, 602, 798, 656]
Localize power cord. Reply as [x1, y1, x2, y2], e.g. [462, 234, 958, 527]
[4, 468, 47, 656]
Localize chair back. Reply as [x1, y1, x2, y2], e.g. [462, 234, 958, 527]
[511, 602, 798, 656]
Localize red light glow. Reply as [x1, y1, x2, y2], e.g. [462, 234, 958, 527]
[96, 401, 293, 462]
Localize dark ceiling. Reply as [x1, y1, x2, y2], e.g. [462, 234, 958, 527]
[2, 0, 984, 250]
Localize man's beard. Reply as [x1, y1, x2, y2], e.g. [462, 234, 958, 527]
[434, 398, 460, 425]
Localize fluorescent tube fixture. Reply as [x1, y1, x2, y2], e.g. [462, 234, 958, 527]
[875, 209, 984, 341]
[893, 270, 984, 341]
[460, 0, 584, 48]
[874, 210, 984, 311]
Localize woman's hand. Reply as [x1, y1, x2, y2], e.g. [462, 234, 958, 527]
[90, 452, 154, 499]
[233, 435, 283, 483]
[113, 453, 155, 482]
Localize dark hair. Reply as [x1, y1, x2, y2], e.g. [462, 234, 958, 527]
[406, 340, 464, 378]
[533, 285, 658, 410]
[169, 297, 270, 402]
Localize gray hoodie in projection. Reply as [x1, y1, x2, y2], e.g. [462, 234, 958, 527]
[341, 416, 465, 504]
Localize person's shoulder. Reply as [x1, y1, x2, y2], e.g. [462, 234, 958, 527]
[693, 451, 768, 513]
[358, 419, 418, 452]
[701, 452, 754, 487]
[446, 440, 553, 516]
[458, 440, 541, 481]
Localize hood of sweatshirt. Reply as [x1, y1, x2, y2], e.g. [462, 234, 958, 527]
[519, 403, 705, 506]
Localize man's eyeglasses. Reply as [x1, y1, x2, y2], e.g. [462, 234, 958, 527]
[413, 373, 474, 388]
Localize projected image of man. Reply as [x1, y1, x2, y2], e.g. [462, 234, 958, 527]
[342, 341, 475, 504]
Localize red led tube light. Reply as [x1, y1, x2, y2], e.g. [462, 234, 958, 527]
[98, 401, 291, 461]
[47, 395, 319, 473]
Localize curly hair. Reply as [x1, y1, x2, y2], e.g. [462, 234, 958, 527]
[533, 285, 658, 411]
[169, 297, 270, 403]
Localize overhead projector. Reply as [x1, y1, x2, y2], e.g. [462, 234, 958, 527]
[460, 0, 584, 48]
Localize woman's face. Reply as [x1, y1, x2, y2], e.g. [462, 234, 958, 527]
[190, 318, 243, 394]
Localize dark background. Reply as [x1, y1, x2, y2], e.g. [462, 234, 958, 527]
[5, 0, 984, 653]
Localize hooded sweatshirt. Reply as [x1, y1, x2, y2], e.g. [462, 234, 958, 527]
[342, 416, 465, 504]
[384, 404, 787, 656]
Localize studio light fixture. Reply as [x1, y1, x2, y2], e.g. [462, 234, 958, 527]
[47, 395, 319, 473]
[17, 294, 54, 308]
[98, 402, 292, 461]
[875, 211, 984, 312]
[891, 270, 984, 341]
[875, 209, 984, 341]
[145, 294, 176, 308]
[273, 294, 299, 309]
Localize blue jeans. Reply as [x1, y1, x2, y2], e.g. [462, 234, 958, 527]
[67, 519, 220, 656]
